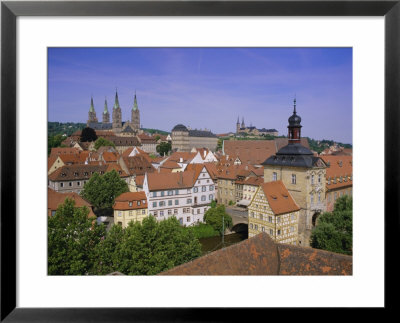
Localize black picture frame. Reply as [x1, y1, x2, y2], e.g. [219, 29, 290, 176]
[1, 0, 398, 321]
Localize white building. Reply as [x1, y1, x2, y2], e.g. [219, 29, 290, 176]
[142, 164, 215, 226]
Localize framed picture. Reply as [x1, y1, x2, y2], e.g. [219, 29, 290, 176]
[1, 0, 397, 320]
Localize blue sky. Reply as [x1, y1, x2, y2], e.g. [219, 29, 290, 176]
[48, 48, 352, 143]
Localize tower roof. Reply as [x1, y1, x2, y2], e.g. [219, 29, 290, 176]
[132, 93, 139, 111]
[89, 97, 95, 112]
[113, 90, 120, 110]
[288, 98, 301, 126]
[103, 98, 109, 114]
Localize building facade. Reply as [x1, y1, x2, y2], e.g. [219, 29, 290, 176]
[113, 191, 148, 228]
[171, 124, 218, 152]
[262, 100, 327, 246]
[248, 181, 300, 245]
[143, 165, 215, 226]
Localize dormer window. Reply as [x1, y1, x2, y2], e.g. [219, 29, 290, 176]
[143, 200, 146, 204]
[84, 172, 88, 176]
[129, 202, 133, 207]
[137, 201, 141, 206]
[74, 172, 79, 177]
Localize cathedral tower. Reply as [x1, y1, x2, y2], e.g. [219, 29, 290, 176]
[103, 98, 110, 123]
[131, 92, 140, 131]
[87, 96, 98, 125]
[236, 116, 240, 133]
[288, 98, 302, 144]
[112, 90, 122, 131]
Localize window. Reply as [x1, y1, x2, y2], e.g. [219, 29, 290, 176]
[154, 211, 157, 216]
[160, 211, 164, 216]
[268, 216, 272, 223]
[51, 210, 56, 217]
[152, 202, 157, 207]
[202, 186, 206, 192]
[201, 195, 206, 201]
[250, 223, 253, 229]
[118, 211, 122, 217]
[310, 194, 314, 204]
[168, 200, 172, 206]
[187, 189, 191, 194]
[118, 222, 122, 226]
[187, 216, 191, 222]
[175, 199, 179, 205]
[160, 191, 164, 197]
[259, 214, 263, 220]
[153, 192, 157, 197]
[291, 174, 296, 184]
[254, 224, 258, 230]
[60, 183, 64, 187]
[334, 192, 337, 200]
[69, 182, 72, 187]
[77, 181, 81, 186]
[187, 198, 192, 204]
[129, 202, 133, 207]
[159, 201, 165, 207]
[168, 190, 173, 196]
[272, 172, 277, 181]
[318, 174, 321, 183]
[277, 217, 280, 223]
[311, 174, 314, 184]
[209, 185, 214, 191]
[318, 192, 321, 202]
[193, 187, 198, 193]
[174, 209, 178, 215]
[168, 209, 172, 215]
[179, 218, 183, 225]
[262, 227, 265, 232]
[142, 210, 145, 215]
[277, 229, 281, 235]
[129, 210, 132, 216]
[175, 190, 179, 195]
[198, 180, 201, 184]
[197, 209, 200, 214]
[269, 229, 273, 235]
[209, 194, 213, 200]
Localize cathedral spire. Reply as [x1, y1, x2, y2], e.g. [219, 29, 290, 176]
[89, 96, 95, 112]
[132, 92, 139, 111]
[293, 97, 297, 114]
[103, 97, 108, 114]
[113, 89, 120, 110]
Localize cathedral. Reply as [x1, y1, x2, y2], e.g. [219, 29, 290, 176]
[236, 116, 278, 137]
[87, 90, 142, 135]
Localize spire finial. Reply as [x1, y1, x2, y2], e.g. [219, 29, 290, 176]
[293, 96, 297, 114]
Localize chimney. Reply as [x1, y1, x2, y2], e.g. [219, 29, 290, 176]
[180, 157, 183, 163]
[204, 150, 207, 158]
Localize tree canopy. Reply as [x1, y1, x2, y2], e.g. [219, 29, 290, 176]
[48, 198, 106, 275]
[48, 134, 67, 155]
[156, 142, 172, 156]
[91, 216, 202, 275]
[310, 195, 352, 255]
[80, 127, 98, 142]
[80, 170, 129, 210]
[203, 204, 232, 236]
[94, 137, 116, 150]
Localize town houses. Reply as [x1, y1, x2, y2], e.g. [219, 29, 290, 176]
[48, 96, 352, 248]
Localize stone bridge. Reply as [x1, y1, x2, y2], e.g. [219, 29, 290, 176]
[225, 207, 248, 234]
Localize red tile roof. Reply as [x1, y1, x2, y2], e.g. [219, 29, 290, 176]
[48, 188, 96, 218]
[159, 233, 352, 275]
[321, 155, 353, 191]
[146, 171, 199, 191]
[260, 181, 300, 215]
[113, 191, 147, 210]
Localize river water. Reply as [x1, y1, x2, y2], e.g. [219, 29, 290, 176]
[198, 232, 248, 255]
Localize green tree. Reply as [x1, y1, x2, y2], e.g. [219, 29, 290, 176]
[48, 198, 106, 275]
[155, 135, 161, 141]
[203, 204, 232, 236]
[80, 170, 129, 211]
[91, 224, 124, 275]
[48, 134, 67, 155]
[94, 137, 116, 150]
[156, 142, 172, 156]
[311, 195, 352, 255]
[80, 127, 98, 142]
[95, 216, 202, 275]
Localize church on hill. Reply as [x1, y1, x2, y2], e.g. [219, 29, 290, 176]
[87, 90, 142, 135]
[236, 116, 278, 137]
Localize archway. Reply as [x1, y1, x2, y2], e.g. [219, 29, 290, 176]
[312, 212, 320, 227]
